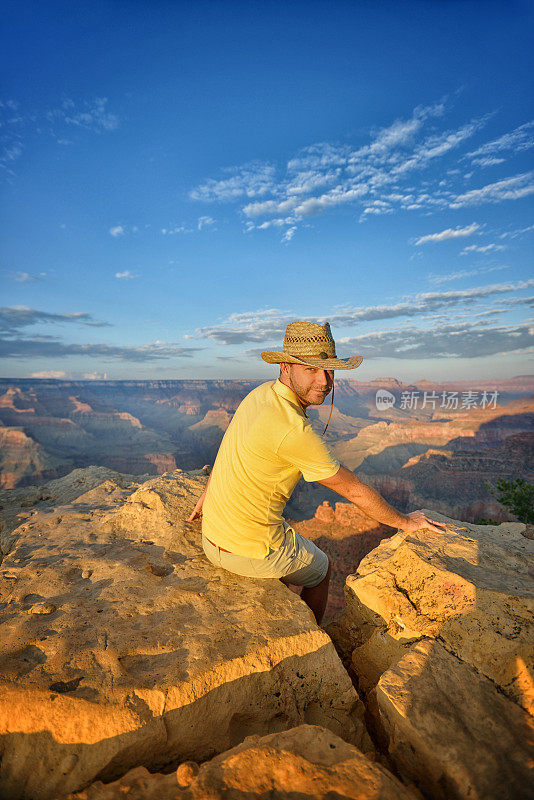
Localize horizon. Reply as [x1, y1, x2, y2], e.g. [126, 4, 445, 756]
[1, 1, 533, 382]
[2, 373, 532, 387]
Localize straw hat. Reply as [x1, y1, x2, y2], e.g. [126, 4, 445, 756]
[261, 321, 363, 370]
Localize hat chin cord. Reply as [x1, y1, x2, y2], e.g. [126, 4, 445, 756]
[322, 379, 334, 435]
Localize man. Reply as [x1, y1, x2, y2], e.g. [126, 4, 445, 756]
[188, 321, 446, 624]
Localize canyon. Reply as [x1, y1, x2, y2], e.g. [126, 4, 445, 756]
[0, 376, 532, 524]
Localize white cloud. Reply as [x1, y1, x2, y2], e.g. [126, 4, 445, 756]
[287, 142, 351, 172]
[499, 223, 534, 239]
[109, 225, 125, 237]
[115, 270, 138, 279]
[282, 226, 296, 243]
[189, 100, 499, 238]
[392, 117, 490, 176]
[336, 320, 533, 359]
[460, 243, 506, 255]
[0, 142, 23, 165]
[0, 306, 110, 332]
[428, 265, 508, 284]
[161, 225, 193, 235]
[13, 271, 40, 282]
[286, 170, 340, 195]
[161, 220, 216, 234]
[243, 196, 300, 218]
[190, 163, 276, 202]
[414, 223, 480, 245]
[188, 102, 534, 243]
[467, 120, 534, 160]
[51, 97, 119, 132]
[197, 216, 216, 230]
[500, 295, 534, 308]
[471, 156, 505, 168]
[2, 96, 119, 181]
[29, 370, 67, 378]
[191, 280, 534, 344]
[450, 172, 534, 208]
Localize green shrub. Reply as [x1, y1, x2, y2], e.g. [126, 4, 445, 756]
[486, 478, 534, 524]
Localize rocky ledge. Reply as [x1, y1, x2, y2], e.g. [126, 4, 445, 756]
[63, 724, 414, 800]
[326, 512, 534, 800]
[0, 467, 369, 799]
[0, 467, 532, 800]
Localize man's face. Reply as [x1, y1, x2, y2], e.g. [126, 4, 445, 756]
[281, 363, 334, 408]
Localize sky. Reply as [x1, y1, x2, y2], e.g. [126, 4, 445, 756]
[1, 0, 533, 382]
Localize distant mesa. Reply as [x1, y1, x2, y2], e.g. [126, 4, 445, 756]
[0, 377, 532, 525]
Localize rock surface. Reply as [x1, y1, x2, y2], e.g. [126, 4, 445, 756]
[375, 639, 534, 800]
[0, 467, 368, 799]
[328, 511, 534, 711]
[64, 725, 414, 800]
[327, 511, 534, 800]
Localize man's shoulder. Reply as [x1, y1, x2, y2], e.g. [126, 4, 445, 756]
[239, 380, 276, 409]
[236, 380, 302, 441]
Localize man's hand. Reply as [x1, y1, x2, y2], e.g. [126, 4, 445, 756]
[187, 505, 203, 522]
[397, 510, 447, 535]
[187, 473, 212, 522]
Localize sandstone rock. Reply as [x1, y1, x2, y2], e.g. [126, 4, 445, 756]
[64, 725, 413, 800]
[0, 468, 368, 799]
[328, 511, 534, 712]
[374, 639, 534, 800]
[0, 425, 62, 489]
[326, 512, 534, 800]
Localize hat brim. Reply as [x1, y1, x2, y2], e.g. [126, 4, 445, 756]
[260, 351, 363, 370]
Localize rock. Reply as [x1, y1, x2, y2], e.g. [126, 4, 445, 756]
[175, 761, 199, 787]
[314, 500, 336, 523]
[27, 602, 57, 615]
[63, 725, 414, 800]
[0, 425, 62, 490]
[326, 511, 534, 800]
[0, 468, 369, 799]
[374, 639, 534, 800]
[328, 511, 534, 712]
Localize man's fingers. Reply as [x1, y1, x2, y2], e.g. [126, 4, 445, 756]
[424, 518, 447, 532]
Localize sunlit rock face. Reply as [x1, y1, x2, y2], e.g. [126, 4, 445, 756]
[327, 512, 534, 800]
[62, 725, 414, 800]
[0, 468, 368, 800]
[0, 425, 61, 489]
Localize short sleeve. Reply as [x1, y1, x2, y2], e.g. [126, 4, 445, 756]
[277, 421, 340, 482]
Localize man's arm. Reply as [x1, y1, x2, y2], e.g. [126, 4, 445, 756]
[318, 465, 447, 534]
[187, 473, 212, 522]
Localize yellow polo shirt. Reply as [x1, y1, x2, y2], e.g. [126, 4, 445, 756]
[202, 379, 340, 558]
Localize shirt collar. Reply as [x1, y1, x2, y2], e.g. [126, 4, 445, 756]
[273, 378, 307, 417]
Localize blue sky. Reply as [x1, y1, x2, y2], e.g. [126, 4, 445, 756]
[1, 0, 533, 381]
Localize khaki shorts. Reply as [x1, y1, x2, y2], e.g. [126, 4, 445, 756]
[202, 523, 329, 588]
